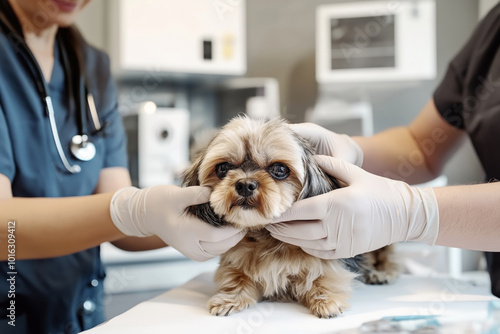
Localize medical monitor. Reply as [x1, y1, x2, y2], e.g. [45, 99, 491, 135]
[316, 0, 436, 83]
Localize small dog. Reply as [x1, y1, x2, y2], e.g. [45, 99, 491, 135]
[183, 116, 401, 318]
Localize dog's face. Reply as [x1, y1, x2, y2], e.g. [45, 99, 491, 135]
[184, 117, 340, 230]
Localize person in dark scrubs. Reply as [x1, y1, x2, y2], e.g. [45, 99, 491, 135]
[0, 1, 244, 333]
[267, 4, 500, 298]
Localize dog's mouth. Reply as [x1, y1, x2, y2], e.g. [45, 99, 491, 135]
[232, 198, 256, 210]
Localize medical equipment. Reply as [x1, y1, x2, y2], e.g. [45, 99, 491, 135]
[316, 0, 436, 83]
[106, 0, 246, 76]
[216, 77, 280, 123]
[310, 0, 436, 137]
[336, 308, 500, 333]
[123, 103, 190, 187]
[0, 14, 103, 174]
[306, 87, 374, 136]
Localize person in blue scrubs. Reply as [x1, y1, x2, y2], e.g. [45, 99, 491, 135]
[0, 1, 244, 333]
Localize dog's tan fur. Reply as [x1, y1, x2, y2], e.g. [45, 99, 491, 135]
[210, 230, 356, 317]
[184, 116, 402, 318]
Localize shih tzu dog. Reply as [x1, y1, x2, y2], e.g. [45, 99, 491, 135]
[183, 116, 401, 318]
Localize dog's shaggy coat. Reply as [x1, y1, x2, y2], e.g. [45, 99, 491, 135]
[183, 116, 401, 318]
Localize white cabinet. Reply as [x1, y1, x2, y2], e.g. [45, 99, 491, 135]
[107, 0, 246, 76]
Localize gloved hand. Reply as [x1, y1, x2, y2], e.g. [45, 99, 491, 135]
[290, 122, 364, 167]
[266, 156, 439, 259]
[110, 186, 245, 261]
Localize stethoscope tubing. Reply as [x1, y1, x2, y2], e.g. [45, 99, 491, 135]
[0, 12, 100, 173]
[45, 96, 82, 173]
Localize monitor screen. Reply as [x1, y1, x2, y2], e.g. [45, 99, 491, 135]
[330, 15, 395, 70]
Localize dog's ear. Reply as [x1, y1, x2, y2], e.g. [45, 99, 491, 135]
[182, 149, 229, 228]
[295, 135, 342, 200]
[299, 158, 341, 199]
[182, 153, 203, 187]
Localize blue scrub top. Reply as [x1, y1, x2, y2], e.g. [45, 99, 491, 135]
[0, 13, 128, 334]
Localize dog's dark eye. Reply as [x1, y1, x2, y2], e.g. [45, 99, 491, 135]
[215, 162, 235, 179]
[268, 162, 290, 180]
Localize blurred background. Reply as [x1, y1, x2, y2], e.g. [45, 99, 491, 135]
[74, 0, 498, 319]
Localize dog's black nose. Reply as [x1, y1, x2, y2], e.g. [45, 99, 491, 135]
[235, 179, 258, 197]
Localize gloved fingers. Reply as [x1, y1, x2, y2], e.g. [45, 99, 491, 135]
[182, 246, 214, 262]
[314, 155, 360, 184]
[288, 122, 321, 141]
[200, 230, 246, 256]
[268, 231, 335, 251]
[164, 219, 243, 262]
[343, 135, 364, 167]
[196, 223, 245, 243]
[270, 197, 329, 223]
[175, 186, 212, 208]
[266, 219, 328, 240]
[300, 247, 339, 260]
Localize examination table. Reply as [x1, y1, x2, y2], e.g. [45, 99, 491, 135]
[81, 270, 499, 334]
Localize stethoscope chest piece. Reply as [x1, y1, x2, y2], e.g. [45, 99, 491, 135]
[71, 134, 96, 161]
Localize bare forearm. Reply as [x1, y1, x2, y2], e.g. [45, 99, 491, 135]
[354, 127, 436, 184]
[111, 235, 167, 251]
[353, 100, 465, 185]
[0, 194, 125, 260]
[434, 182, 500, 251]
[93, 168, 168, 252]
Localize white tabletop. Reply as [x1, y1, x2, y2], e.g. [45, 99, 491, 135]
[82, 272, 498, 334]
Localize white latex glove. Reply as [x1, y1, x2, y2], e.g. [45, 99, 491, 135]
[290, 123, 364, 167]
[266, 156, 439, 259]
[110, 186, 245, 261]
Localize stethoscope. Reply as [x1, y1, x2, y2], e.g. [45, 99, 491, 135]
[42, 37, 102, 174]
[0, 13, 102, 174]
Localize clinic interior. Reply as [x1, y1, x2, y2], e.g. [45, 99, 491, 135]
[75, 0, 495, 320]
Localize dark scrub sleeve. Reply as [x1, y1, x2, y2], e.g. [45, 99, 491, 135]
[432, 18, 477, 130]
[433, 63, 466, 129]
[433, 3, 500, 299]
[433, 3, 500, 131]
[0, 105, 15, 181]
[432, 19, 476, 130]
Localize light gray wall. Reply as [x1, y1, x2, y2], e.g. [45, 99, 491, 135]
[479, 0, 500, 18]
[75, 0, 107, 51]
[244, 0, 485, 185]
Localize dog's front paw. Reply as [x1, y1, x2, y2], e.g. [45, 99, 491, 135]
[208, 294, 257, 316]
[309, 296, 349, 319]
[364, 269, 400, 285]
[361, 245, 403, 285]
